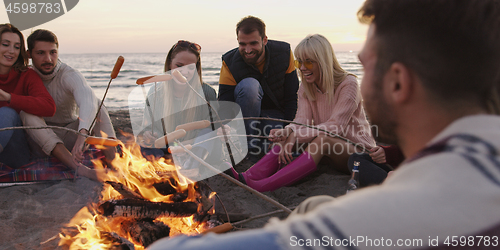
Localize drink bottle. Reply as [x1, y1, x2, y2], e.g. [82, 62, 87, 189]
[346, 161, 360, 194]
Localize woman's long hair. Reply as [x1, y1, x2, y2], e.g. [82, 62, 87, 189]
[0, 23, 28, 72]
[294, 34, 355, 103]
[158, 41, 205, 139]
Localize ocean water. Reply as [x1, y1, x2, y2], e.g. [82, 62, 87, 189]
[59, 51, 363, 110]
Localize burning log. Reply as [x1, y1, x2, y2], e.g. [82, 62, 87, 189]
[101, 232, 136, 250]
[59, 227, 135, 250]
[152, 179, 188, 202]
[98, 199, 198, 219]
[120, 219, 170, 247]
[106, 181, 144, 200]
[152, 179, 178, 196]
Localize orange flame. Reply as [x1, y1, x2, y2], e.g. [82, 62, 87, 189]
[60, 134, 212, 249]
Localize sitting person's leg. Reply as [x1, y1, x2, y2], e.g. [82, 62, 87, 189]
[237, 141, 319, 192]
[0, 107, 30, 168]
[21, 112, 102, 180]
[21, 111, 67, 157]
[234, 77, 263, 152]
[348, 153, 393, 187]
[230, 144, 283, 181]
[313, 135, 357, 174]
[291, 195, 336, 215]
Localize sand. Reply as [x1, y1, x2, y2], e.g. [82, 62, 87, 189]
[0, 110, 349, 249]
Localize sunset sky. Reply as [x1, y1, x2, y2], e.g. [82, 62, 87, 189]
[0, 0, 368, 54]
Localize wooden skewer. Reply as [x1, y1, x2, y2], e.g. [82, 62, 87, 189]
[88, 56, 125, 134]
[175, 140, 292, 214]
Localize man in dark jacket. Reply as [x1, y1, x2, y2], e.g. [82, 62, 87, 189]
[218, 16, 299, 155]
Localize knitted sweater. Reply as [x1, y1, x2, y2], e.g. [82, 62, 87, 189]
[31, 60, 99, 132]
[0, 68, 55, 116]
[286, 75, 375, 149]
[267, 115, 500, 249]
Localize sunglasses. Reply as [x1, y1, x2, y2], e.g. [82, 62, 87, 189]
[294, 59, 314, 70]
[174, 40, 202, 52]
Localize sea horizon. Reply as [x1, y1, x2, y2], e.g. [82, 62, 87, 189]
[57, 51, 363, 111]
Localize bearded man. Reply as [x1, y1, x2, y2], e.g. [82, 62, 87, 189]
[218, 16, 299, 155]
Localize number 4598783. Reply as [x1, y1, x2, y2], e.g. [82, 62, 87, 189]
[443, 236, 498, 247]
[6, 2, 61, 14]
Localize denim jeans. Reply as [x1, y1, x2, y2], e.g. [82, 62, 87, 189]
[348, 153, 393, 187]
[234, 78, 284, 154]
[0, 107, 30, 168]
[147, 228, 286, 250]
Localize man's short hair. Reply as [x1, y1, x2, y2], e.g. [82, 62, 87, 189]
[27, 29, 58, 51]
[236, 16, 266, 39]
[358, 0, 500, 110]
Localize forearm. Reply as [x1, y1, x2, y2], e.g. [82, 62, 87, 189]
[9, 93, 56, 117]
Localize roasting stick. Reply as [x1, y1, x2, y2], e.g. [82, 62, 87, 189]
[83, 56, 125, 149]
[174, 139, 292, 214]
[88, 56, 125, 133]
[1, 57, 126, 148]
[136, 74, 174, 136]
[203, 208, 297, 234]
[0, 126, 119, 146]
[170, 116, 370, 154]
[214, 117, 371, 154]
[172, 70, 239, 169]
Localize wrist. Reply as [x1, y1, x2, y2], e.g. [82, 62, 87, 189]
[79, 128, 89, 135]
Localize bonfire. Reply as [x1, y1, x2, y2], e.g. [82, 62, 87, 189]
[58, 135, 220, 250]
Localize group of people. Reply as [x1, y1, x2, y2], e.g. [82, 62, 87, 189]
[0, 25, 116, 180]
[133, 15, 382, 190]
[2, 0, 500, 248]
[0, 15, 386, 189]
[147, 0, 500, 249]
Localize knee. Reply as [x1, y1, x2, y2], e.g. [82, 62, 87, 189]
[0, 107, 21, 126]
[234, 78, 263, 100]
[293, 195, 335, 215]
[19, 111, 45, 126]
[348, 153, 371, 171]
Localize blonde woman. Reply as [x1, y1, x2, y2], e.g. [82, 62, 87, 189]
[230, 34, 375, 192]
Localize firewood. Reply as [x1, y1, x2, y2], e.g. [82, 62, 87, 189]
[101, 232, 135, 250]
[152, 180, 188, 202]
[58, 228, 135, 250]
[98, 199, 198, 219]
[106, 181, 144, 200]
[152, 180, 178, 196]
[120, 219, 170, 247]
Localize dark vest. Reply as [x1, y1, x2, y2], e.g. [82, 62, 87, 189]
[222, 40, 291, 111]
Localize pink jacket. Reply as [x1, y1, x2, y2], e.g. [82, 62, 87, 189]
[287, 75, 375, 150]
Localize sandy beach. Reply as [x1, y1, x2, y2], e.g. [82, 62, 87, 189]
[0, 109, 349, 249]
